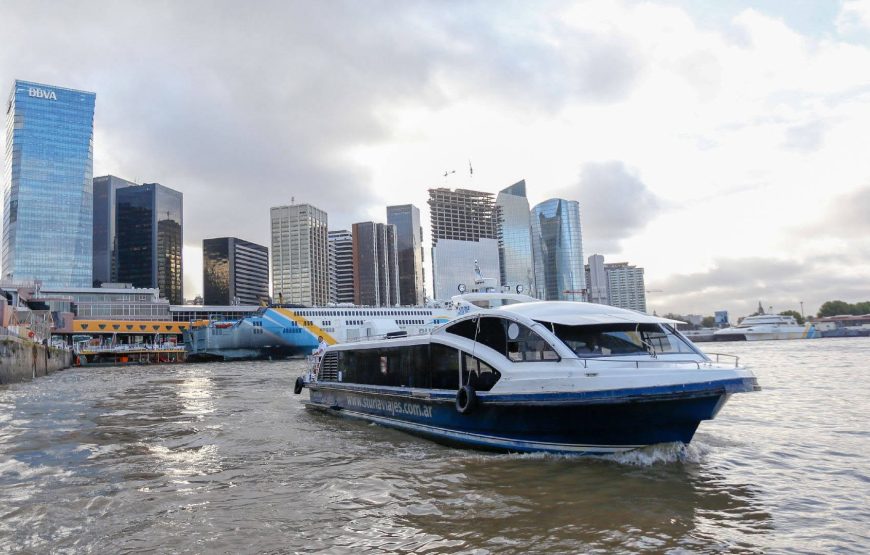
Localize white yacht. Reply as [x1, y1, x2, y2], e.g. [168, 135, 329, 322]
[296, 300, 759, 455]
[713, 314, 818, 342]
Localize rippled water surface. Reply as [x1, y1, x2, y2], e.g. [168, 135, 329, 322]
[1, 338, 869, 553]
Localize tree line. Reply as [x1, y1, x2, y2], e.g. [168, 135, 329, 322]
[816, 300, 870, 318]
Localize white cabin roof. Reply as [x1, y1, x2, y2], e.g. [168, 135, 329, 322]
[497, 301, 682, 326]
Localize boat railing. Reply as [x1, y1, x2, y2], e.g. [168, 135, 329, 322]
[75, 343, 183, 354]
[706, 353, 740, 367]
[306, 354, 321, 383]
[579, 354, 740, 369]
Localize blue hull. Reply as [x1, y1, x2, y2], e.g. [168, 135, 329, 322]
[306, 378, 756, 454]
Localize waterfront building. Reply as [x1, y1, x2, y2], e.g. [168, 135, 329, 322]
[352, 222, 399, 307]
[202, 237, 269, 306]
[428, 188, 501, 301]
[270, 203, 329, 306]
[328, 230, 354, 305]
[2, 80, 96, 287]
[92, 175, 137, 286]
[604, 261, 647, 313]
[495, 180, 535, 296]
[530, 198, 586, 301]
[386, 204, 425, 306]
[115, 183, 184, 304]
[0, 281, 170, 320]
[169, 304, 260, 323]
[585, 254, 608, 305]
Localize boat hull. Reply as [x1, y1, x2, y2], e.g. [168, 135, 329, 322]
[305, 378, 756, 454]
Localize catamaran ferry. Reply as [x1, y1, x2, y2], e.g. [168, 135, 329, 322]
[184, 292, 536, 361]
[295, 300, 759, 454]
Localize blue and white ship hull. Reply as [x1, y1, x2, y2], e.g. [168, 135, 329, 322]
[306, 377, 757, 454]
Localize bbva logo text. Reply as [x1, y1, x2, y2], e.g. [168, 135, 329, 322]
[28, 87, 57, 100]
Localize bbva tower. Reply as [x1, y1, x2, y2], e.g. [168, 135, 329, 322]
[3, 80, 95, 287]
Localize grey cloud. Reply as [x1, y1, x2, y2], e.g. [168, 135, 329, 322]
[569, 161, 662, 254]
[0, 1, 452, 249]
[783, 120, 826, 152]
[797, 185, 870, 239]
[650, 256, 869, 317]
[0, 1, 647, 249]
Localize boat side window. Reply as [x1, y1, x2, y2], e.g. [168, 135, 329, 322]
[506, 322, 558, 362]
[445, 318, 478, 340]
[336, 345, 430, 388]
[461, 352, 501, 391]
[545, 323, 700, 357]
[446, 317, 556, 362]
[430, 343, 460, 390]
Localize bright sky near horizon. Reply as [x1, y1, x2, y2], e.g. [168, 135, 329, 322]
[1, 0, 869, 318]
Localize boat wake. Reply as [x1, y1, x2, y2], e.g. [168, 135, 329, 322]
[603, 441, 711, 466]
[455, 441, 713, 466]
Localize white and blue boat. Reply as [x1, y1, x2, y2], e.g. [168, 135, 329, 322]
[295, 301, 759, 455]
[184, 292, 536, 361]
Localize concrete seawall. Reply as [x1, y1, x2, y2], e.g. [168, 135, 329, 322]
[0, 336, 74, 385]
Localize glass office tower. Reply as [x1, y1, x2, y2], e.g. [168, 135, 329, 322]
[428, 188, 501, 301]
[495, 180, 535, 296]
[92, 175, 137, 286]
[202, 237, 269, 306]
[386, 204, 425, 306]
[3, 80, 95, 286]
[116, 183, 184, 304]
[352, 221, 399, 307]
[530, 198, 586, 301]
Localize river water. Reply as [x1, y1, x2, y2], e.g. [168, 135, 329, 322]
[1, 338, 868, 553]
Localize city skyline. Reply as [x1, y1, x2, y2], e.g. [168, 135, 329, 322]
[2, 1, 869, 317]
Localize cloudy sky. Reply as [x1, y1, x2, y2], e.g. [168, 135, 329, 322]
[2, 0, 869, 317]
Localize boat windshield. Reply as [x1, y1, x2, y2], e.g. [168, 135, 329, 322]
[540, 322, 702, 357]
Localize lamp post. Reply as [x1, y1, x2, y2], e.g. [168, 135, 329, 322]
[800, 301, 804, 319]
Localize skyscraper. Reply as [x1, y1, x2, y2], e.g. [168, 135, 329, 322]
[3, 80, 95, 286]
[328, 230, 354, 304]
[202, 237, 269, 305]
[271, 203, 328, 306]
[530, 198, 586, 301]
[92, 175, 137, 286]
[495, 180, 535, 296]
[352, 222, 399, 307]
[116, 183, 184, 304]
[386, 204, 425, 306]
[428, 188, 501, 301]
[604, 262, 647, 313]
[586, 254, 608, 305]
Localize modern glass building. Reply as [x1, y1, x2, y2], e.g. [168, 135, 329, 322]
[92, 175, 137, 286]
[386, 204, 425, 306]
[203, 237, 269, 305]
[530, 198, 586, 301]
[352, 221, 399, 307]
[328, 230, 354, 304]
[116, 183, 184, 304]
[270, 203, 329, 306]
[428, 188, 501, 301]
[3, 80, 95, 287]
[495, 180, 535, 296]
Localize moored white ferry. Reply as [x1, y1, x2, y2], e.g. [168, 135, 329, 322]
[296, 300, 759, 455]
[713, 314, 818, 342]
[184, 292, 536, 361]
